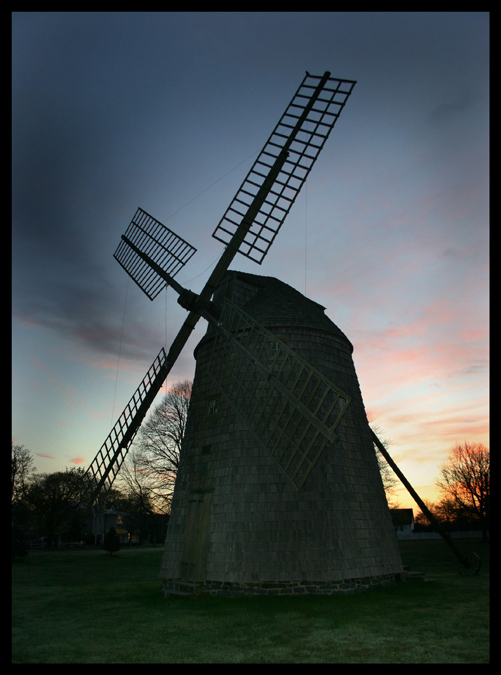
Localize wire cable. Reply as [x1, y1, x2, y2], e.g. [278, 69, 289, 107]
[162, 150, 258, 225]
[304, 178, 308, 296]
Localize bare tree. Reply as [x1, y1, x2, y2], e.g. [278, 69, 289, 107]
[11, 443, 36, 505]
[118, 380, 192, 514]
[116, 447, 156, 513]
[12, 444, 37, 555]
[435, 442, 490, 542]
[367, 416, 400, 508]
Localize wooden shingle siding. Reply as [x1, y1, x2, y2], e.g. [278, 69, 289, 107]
[160, 271, 403, 594]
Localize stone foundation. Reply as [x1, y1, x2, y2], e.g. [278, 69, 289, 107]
[163, 573, 400, 597]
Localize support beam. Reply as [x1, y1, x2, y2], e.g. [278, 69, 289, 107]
[371, 430, 480, 573]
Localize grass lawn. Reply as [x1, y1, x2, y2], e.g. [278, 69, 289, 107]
[12, 540, 489, 663]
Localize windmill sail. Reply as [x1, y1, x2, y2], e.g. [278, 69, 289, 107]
[85, 348, 168, 505]
[114, 208, 197, 301]
[212, 72, 356, 263]
[206, 300, 351, 490]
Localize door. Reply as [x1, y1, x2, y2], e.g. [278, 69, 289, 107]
[180, 491, 212, 580]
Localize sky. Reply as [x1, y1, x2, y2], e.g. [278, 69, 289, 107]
[12, 12, 489, 511]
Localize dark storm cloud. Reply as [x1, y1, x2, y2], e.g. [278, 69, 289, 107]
[426, 94, 476, 127]
[12, 12, 252, 364]
[12, 13, 151, 359]
[13, 238, 168, 362]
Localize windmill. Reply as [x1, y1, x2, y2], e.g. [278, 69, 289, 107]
[86, 71, 479, 590]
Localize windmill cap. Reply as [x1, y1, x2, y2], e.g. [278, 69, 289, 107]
[213, 270, 353, 350]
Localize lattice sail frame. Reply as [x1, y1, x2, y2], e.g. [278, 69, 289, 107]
[86, 348, 168, 505]
[206, 300, 352, 490]
[114, 208, 197, 301]
[212, 73, 356, 264]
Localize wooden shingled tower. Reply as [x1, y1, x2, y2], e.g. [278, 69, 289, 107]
[160, 271, 403, 595]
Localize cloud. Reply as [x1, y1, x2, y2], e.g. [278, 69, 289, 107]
[35, 452, 55, 460]
[371, 389, 489, 452]
[14, 277, 165, 364]
[426, 95, 474, 127]
[457, 359, 488, 376]
[70, 457, 86, 465]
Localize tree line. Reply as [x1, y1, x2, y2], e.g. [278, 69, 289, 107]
[11, 380, 192, 554]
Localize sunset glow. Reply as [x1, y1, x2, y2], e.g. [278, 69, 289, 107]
[12, 13, 488, 513]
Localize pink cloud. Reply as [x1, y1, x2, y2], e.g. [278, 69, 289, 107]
[422, 300, 457, 326]
[385, 324, 421, 339]
[393, 347, 427, 366]
[70, 457, 86, 465]
[392, 412, 488, 448]
[72, 353, 148, 378]
[35, 452, 55, 460]
[72, 354, 121, 371]
[353, 296, 488, 399]
[460, 328, 489, 342]
[370, 394, 489, 459]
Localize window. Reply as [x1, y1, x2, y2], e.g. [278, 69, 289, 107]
[208, 399, 218, 415]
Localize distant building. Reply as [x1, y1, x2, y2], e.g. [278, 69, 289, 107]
[391, 509, 414, 538]
[89, 507, 128, 544]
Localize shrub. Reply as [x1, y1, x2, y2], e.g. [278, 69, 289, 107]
[102, 526, 121, 555]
